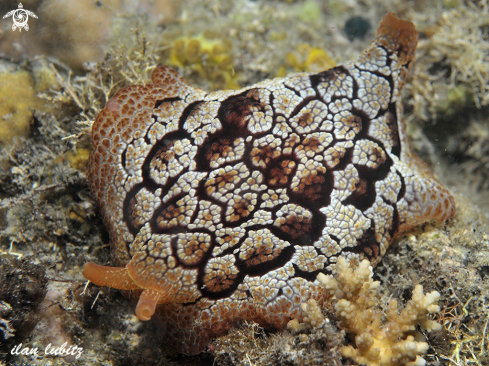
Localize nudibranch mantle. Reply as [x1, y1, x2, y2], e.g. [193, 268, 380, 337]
[84, 13, 455, 355]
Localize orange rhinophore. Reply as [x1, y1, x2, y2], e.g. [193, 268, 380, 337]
[84, 13, 455, 355]
[82, 263, 139, 290]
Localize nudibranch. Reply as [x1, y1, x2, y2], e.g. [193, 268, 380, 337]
[84, 13, 455, 355]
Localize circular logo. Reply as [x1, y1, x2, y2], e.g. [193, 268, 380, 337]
[2, 3, 38, 32]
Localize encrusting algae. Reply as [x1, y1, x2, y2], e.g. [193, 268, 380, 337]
[167, 34, 239, 89]
[277, 44, 337, 76]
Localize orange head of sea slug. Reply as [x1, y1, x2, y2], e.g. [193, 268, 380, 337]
[83, 12, 455, 355]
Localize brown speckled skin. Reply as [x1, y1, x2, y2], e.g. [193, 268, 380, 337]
[87, 13, 455, 355]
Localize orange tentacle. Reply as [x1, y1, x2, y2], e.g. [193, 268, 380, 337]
[82, 262, 141, 290]
[136, 289, 160, 321]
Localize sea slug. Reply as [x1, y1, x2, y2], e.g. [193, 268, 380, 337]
[83, 13, 455, 355]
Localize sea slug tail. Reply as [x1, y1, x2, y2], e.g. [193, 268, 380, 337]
[375, 12, 418, 67]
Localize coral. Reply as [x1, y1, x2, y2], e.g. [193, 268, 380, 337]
[287, 299, 326, 333]
[376, 197, 489, 364]
[0, 68, 41, 144]
[317, 257, 441, 366]
[0, 59, 66, 147]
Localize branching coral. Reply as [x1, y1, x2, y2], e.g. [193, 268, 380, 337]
[287, 298, 327, 333]
[321, 258, 441, 366]
[290, 257, 442, 366]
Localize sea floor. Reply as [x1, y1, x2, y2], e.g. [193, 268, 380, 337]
[0, 0, 488, 365]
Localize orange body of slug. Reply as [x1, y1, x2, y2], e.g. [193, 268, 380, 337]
[83, 13, 455, 355]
